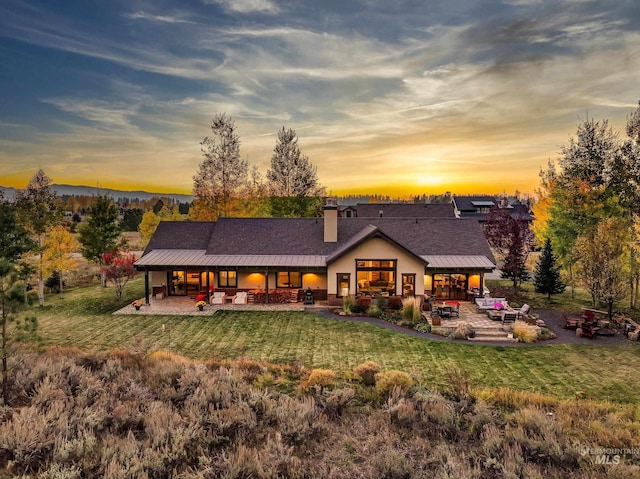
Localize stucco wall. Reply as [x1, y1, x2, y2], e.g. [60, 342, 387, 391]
[327, 237, 426, 297]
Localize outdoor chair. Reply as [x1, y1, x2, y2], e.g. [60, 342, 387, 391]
[502, 311, 518, 324]
[233, 291, 248, 304]
[211, 291, 226, 304]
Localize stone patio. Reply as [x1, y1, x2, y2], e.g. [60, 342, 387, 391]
[427, 301, 517, 342]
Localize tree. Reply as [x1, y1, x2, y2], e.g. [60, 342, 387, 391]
[102, 249, 137, 300]
[42, 225, 79, 297]
[138, 210, 161, 243]
[534, 238, 566, 299]
[575, 218, 628, 318]
[120, 208, 144, 232]
[77, 195, 121, 287]
[0, 198, 35, 264]
[483, 206, 532, 291]
[15, 169, 61, 307]
[193, 113, 248, 219]
[266, 126, 324, 217]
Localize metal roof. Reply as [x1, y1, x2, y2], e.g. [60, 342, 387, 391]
[135, 249, 326, 268]
[421, 255, 495, 269]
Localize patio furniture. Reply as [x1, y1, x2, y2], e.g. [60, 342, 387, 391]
[578, 322, 600, 339]
[211, 291, 226, 304]
[439, 306, 453, 319]
[445, 301, 460, 317]
[563, 313, 582, 330]
[502, 311, 518, 324]
[233, 291, 248, 304]
[475, 297, 507, 312]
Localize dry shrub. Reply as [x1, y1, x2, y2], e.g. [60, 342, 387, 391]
[271, 396, 327, 447]
[147, 350, 192, 365]
[353, 361, 382, 386]
[305, 368, 337, 391]
[513, 320, 539, 343]
[453, 321, 474, 340]
[374, 370, 414, 396]
[316, 387, 356, 419]
[443, 364, 471, 402]
[479, 388, 559, 412]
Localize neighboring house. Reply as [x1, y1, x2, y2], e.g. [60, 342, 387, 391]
[135, 204, 496, 305]
[453, 195, 533, 223]
[339, 202, 457, 218]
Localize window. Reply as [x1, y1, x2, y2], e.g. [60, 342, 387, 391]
[277, 271, 302, 288]
[356, 259, 396, 295]
[219, 270, 237, 287]
[337, 273, 350, 297]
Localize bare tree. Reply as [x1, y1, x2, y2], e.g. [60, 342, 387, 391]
[193, 114, 248, 219]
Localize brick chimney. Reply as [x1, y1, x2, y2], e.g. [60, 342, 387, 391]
[324, 201, 338, 242]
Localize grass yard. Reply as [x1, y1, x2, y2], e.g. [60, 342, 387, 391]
[31, 277, 640, 404]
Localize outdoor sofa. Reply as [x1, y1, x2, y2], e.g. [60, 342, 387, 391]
[475, 297, 507, 312]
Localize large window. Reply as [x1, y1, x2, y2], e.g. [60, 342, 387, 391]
[219, 270, 237, 287]
[356, 259, 396, 295]
[277, 271, 302, 288]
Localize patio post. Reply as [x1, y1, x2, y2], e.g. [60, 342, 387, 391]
[265, 268, 269, 304]
[205, 268, 211, 302]
[144, 269, 150, 305]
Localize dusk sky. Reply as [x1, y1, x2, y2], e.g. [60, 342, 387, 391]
[1, 1, 639, 197]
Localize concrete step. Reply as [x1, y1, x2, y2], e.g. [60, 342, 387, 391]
[469, 330, 516, 342]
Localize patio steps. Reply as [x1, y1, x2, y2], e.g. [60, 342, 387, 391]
[468, 329, 516, 342]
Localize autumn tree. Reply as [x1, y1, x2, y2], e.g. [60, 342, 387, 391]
[77, 195, 121, 287]
[15, 169, 61, 307]
[42, 225, 79, 297]
[576, 218, 629, 318]
[266, 127, 324, 217]
[483, 206, 532, 291]
[193, 113, 248, 219]
[102, 249, 137, 300]
[533, 238, 566, 299]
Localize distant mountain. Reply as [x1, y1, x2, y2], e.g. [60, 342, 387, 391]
[0, 184, 193, 203]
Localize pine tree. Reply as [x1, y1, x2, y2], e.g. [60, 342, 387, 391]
[534, 238, 566, 299]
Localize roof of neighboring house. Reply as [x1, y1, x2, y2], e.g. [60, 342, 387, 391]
[349, 203, 456, 218]
[452, 195, 533, 222]
[452, 195, 496, 212]
[138, 217, 495, 269]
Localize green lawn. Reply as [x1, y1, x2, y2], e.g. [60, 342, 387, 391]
[31, 277, 640, 404]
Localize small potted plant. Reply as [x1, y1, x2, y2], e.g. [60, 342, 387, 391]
[196, 300, 206, 311]
[132, 300, 143, 311]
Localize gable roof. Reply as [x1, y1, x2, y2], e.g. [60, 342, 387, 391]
[325, 224, 429, 266]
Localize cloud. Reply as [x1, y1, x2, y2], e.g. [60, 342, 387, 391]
[123, 11, 196, 24]
[202, 0, 278, 14]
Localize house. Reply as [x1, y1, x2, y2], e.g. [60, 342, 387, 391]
[338, 202, 457, 218]
[135, 204, 496, 305]
[453, 195, 533, 223]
